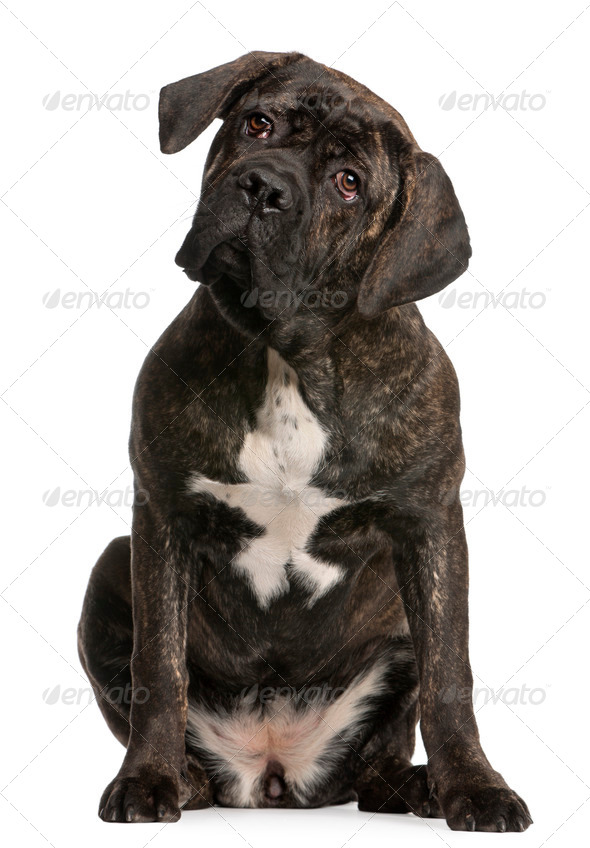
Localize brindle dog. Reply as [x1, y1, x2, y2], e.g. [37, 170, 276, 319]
[78, 51, 532, 831]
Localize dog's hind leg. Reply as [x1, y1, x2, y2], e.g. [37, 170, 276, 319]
[355, 701, 443, 818]
[78, 536, 135, 746]
[77, 536, 213, 810]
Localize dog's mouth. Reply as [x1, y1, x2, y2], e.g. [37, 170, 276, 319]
[176, 196, 306, 302]
[180, 235, 251, 287]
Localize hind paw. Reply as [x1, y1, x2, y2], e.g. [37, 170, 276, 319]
[357, 763, 443, 817]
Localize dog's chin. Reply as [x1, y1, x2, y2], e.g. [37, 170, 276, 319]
[181, 241, 251, 288]
[183, 268, 201, 283]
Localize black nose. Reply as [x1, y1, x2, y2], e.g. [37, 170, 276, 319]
[238, 167, 293, 211]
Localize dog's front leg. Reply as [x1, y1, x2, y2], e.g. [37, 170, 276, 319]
[99, 507, 193, 823]
[392, 501, 532, 832]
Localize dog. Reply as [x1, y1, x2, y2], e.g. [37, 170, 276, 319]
[78, 51, 532, 831]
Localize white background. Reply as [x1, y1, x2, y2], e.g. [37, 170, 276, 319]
[1, 1, 589, 846]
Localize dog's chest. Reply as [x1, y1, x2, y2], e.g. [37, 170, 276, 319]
[190, 348, 345, 608]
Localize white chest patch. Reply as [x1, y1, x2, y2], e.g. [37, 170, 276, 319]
[189, 348, 346, 608]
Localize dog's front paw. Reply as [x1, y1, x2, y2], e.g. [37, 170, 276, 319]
[443, 785, 532, 832]
[99, 770, 181, 823]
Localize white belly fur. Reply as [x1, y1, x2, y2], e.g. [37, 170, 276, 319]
[189, 347, 346, 608]
[186, 661, 388, 806]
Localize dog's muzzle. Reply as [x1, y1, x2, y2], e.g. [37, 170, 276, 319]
[175, 160, 306, 286]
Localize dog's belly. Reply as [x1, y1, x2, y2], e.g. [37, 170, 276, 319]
[189, 347, 346, 608]
[183, 350, 405, 806]
[186, 659, 389, 807]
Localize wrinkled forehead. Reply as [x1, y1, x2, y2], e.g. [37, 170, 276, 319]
[233, 59, 415, 156]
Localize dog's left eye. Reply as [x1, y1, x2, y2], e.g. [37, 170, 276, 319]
[245, 114, 273, 138]
[333, 170, 359, 201]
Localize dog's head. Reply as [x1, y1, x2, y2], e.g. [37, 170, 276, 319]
[160, 52, 470, 326]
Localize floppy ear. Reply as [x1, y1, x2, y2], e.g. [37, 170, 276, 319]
[159, 51, 303, 154]
[356, 148, 471, 317]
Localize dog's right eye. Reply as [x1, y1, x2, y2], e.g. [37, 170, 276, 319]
[245, 114, 273, 139]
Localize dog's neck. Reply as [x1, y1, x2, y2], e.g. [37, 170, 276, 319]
[192, 283, 418, 422]
[254, 309, 349, 418]
[205, 276, 360, 362]
[194, 282, 363, 416]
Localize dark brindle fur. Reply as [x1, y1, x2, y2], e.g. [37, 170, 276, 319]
[78, 51, 532, 831]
